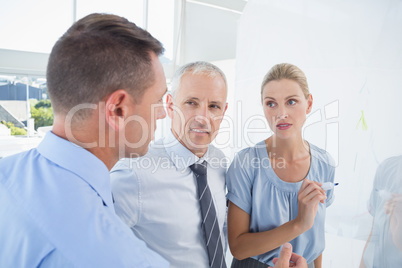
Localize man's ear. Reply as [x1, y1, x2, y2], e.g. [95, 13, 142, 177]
[306, 94, 313, 114]
[223, 102, 228, 115]
[105, 89, 132, 131]
[166, 93, 175, 119]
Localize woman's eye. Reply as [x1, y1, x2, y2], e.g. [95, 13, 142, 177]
[288, 99, 297, 105]
[266, 102, 276, 107]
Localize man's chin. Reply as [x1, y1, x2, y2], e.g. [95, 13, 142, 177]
[125, 146, 148, 159]
[185, 141, 210, 153]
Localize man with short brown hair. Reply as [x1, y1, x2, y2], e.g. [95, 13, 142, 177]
[0, 13, 168, 267]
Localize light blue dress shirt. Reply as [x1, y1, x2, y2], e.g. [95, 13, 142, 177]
[363, 156, 402, 267]
[0, 131, 168, 268]
[226, 140, 335, 266]
[111, 130, 227, 268]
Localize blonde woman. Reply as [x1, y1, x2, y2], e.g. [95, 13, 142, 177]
[227, 63, 335, 268]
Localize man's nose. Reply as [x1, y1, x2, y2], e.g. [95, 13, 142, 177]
[193, 104, 211, 125]
[197, 104, 209, 118]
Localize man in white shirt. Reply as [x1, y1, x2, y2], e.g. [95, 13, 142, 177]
[111, 61, 229, 267]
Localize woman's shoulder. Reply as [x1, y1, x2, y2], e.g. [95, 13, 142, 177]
[309, 142, 335, 169]
[228, 140, 267, 172]
[231, 140, 267, 166]
[309, 142, 334, 164]
[235, 140, 266, 157]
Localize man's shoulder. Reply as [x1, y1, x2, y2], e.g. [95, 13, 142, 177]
[0, 148, 40, 184]
[148, 138, 170, 157]
[0, 184, 55, 266]
[0, 150, 65, 266]
[208, 144, 226, 158]
[0, 147, 36, 164]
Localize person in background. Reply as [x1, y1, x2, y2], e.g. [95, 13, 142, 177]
[0, 13, 168, 267]
[111, 61, 228, 268]
[360, 155, 402, 267]
[226, 63, 335, 268]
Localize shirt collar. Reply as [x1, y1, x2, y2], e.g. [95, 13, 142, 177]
[163, 130, 211, 170]
[37, 131, 113, 209]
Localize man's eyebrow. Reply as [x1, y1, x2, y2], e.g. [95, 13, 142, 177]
[209, 101, 223, 105]
[185, 97, 200, 101]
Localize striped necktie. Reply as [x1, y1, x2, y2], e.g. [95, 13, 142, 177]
[190, 161, 227, 268]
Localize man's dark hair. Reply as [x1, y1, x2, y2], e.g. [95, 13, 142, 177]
[47, 13, 164, 117]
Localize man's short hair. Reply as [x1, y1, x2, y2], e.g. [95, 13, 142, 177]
[170, 61, 227, 100]
[47, 13, 164, 118]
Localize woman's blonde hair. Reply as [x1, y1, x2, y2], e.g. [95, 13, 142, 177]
[261, 63, 310, 99]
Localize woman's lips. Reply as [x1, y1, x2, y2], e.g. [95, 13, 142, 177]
[276, 123, 292, 130]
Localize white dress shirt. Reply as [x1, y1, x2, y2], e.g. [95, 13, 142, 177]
[110, 130, 228, 268]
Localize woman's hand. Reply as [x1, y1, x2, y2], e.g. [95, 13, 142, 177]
[227, 179, 326, 260]
[294, 179, 327, 232]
